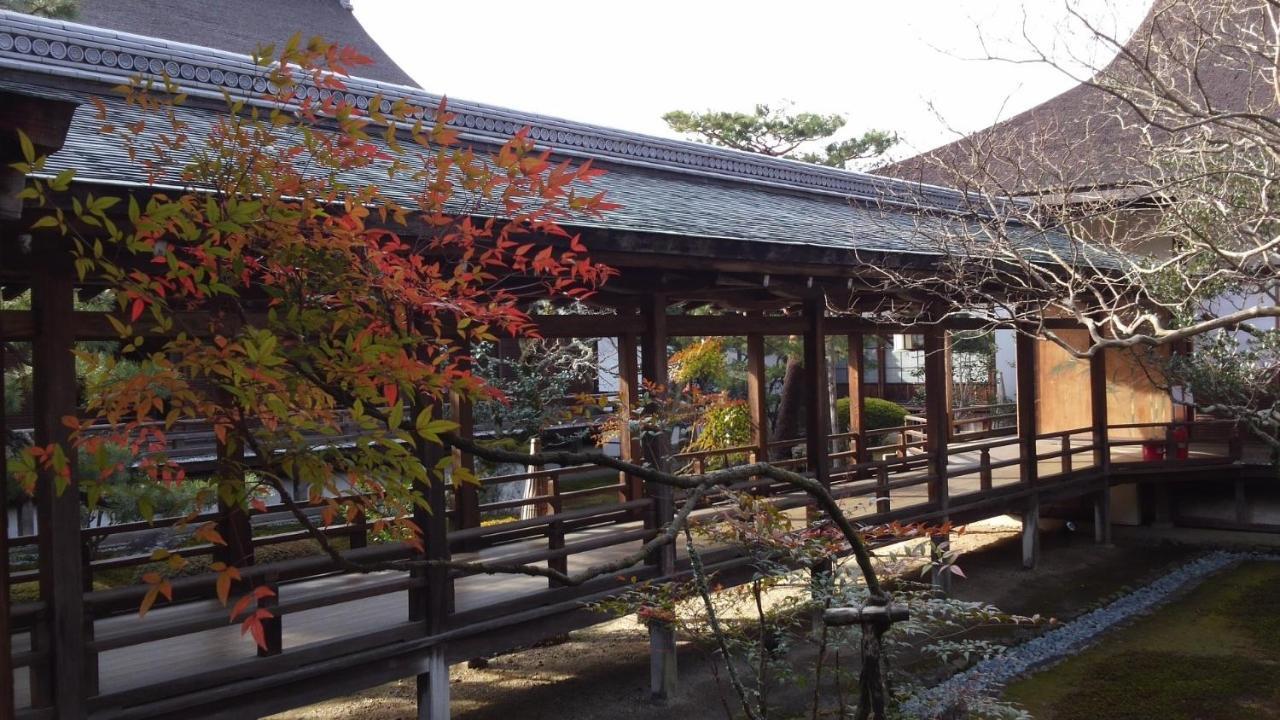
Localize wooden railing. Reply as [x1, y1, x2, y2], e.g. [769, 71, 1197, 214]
[3, 417, 1254, 713]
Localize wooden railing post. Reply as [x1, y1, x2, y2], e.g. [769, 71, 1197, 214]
[547, 472, 567, 587]
[348, 507, 368, 550]
[31, 264, 87, 715]
[1229, 424, 1244, 462]
[846, 333, 869, 472]
[1061, 433, 1073, 474]
[876, 465, 891, 514]
[1090, 349, 1110, 473]
[923, 328, 951, 593]
[1165, 424, 1178, 465]
[747, 332, 770, 468]
[979, 448, 993, 491]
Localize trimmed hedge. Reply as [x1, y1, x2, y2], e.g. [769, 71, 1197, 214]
[834, 397, 908, 434]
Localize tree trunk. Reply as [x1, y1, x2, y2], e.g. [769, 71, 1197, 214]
[771, 355, 804, 457]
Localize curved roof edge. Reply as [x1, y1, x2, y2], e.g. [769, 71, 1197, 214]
[0, 10, 1013, 216]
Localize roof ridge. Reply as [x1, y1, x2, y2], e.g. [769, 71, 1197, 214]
[0, 10, 997, 214]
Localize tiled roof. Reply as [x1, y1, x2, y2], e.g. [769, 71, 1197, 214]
[0, 11, 1076, 265]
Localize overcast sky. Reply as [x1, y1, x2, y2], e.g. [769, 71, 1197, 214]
[354, 1, 1152, 163]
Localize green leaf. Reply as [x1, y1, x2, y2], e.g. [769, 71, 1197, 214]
[17, 129, 35, 165]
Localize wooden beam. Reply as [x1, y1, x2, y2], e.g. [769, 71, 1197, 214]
[802, 297, 831, 487]
[30, 263, 86, 714]
[746, 333, 770, 464]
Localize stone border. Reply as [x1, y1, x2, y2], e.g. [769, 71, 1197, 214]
[903, 551, 1277, 717]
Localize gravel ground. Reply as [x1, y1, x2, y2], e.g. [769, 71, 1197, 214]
[269, 518, 1195, 720]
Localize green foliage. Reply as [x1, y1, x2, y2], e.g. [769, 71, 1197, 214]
[686, 400, 753, 468]
[0, 0, 77, 18]
[835, 396, 907, 434]
[662, 102, 897, 169]
[668, 337, 730, 388]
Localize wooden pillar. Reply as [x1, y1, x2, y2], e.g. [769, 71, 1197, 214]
[416, 647, 450, 720]
[1016, 334, 1040, 569]
[639, 294, 676, 702]
[875, 336, 888, 399]
[617, 331, 643, 506]
[450, 343, 479, 538]
[31, 264, 87, 715]
[923, 330, 950, 505]
[746, 333, 770, 466]
[923, 329, 951, 592]
[846, 333, 869, 466]
[801, 297, 830, 487]
[1090, 349, 1111, 544]
[1016, 334, 1039, 485]
[412, 397, 452, 719]
[1022, 495, 1041, 570]
[0, 330, 11, 719]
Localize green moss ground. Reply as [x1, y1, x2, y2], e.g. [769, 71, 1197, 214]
[1004, 561, 1280, 720]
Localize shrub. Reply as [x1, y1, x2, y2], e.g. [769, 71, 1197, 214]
[834, 397, 907, 434]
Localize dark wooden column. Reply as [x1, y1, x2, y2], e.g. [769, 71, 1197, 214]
[1015, 333, 1040, 569]
[31, 263, 87, 715]
[923, 329, 950, 505]
[616, 330, 642, 505]
[451, 343, 479, 538]
[639, 294, 676, 702]
[0, 327, 11, 719]
[1090, 348, 1112, 544]
[846, 333, 869, 465]
[412, 397, 451, 720]
[746, 333, 769, 465]
[801, 297, 830, 487]
[875, 336, 888, 398]
[923, 329, 952, 592]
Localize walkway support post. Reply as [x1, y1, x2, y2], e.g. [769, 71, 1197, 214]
[1016, 333, 1040, 569]
[31, 262, 88, 714]
[846, 333, 869, 470]
[617, 329, 643, 510]
[412, 396, 452, 720]
[640, 294, 676, 703]
[802, 297, 835, 630]
[451, 338, 479, 543]
[747, 332, 770, 467]
[923, 328, 951, 592]
[1090, 349, 1112, 544]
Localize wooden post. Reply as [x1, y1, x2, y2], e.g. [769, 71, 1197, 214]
[746, 333, 770, 467]
[31, 265, 87, 714]
[979, 448, 992, 491]
[1016, 334, 1039, 486]
[846, 333, 869, 466]
[1090, 349, 1110, 473]
[802, 297, 831, 488]
[417, 647, 449, 720]
[411, 398, 452, 720]
[548, 472, 567, 587]
[1016, 334, 1040, 570]
[1094, 485, 1112, 545]
[0, 326, 11, 719]
[451, 342, 479, 539]
[617, 330, 643, 507]
[875, 335, 888, 399]
[923, 329, 951, 593]
[1022, 495, 1041, 570]
[640, 294, 676, 702]
[923, 330, 950, 505]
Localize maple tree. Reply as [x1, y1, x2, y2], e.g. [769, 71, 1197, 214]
[12, 35, 617, 639]
[9, 36, 937, 718]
